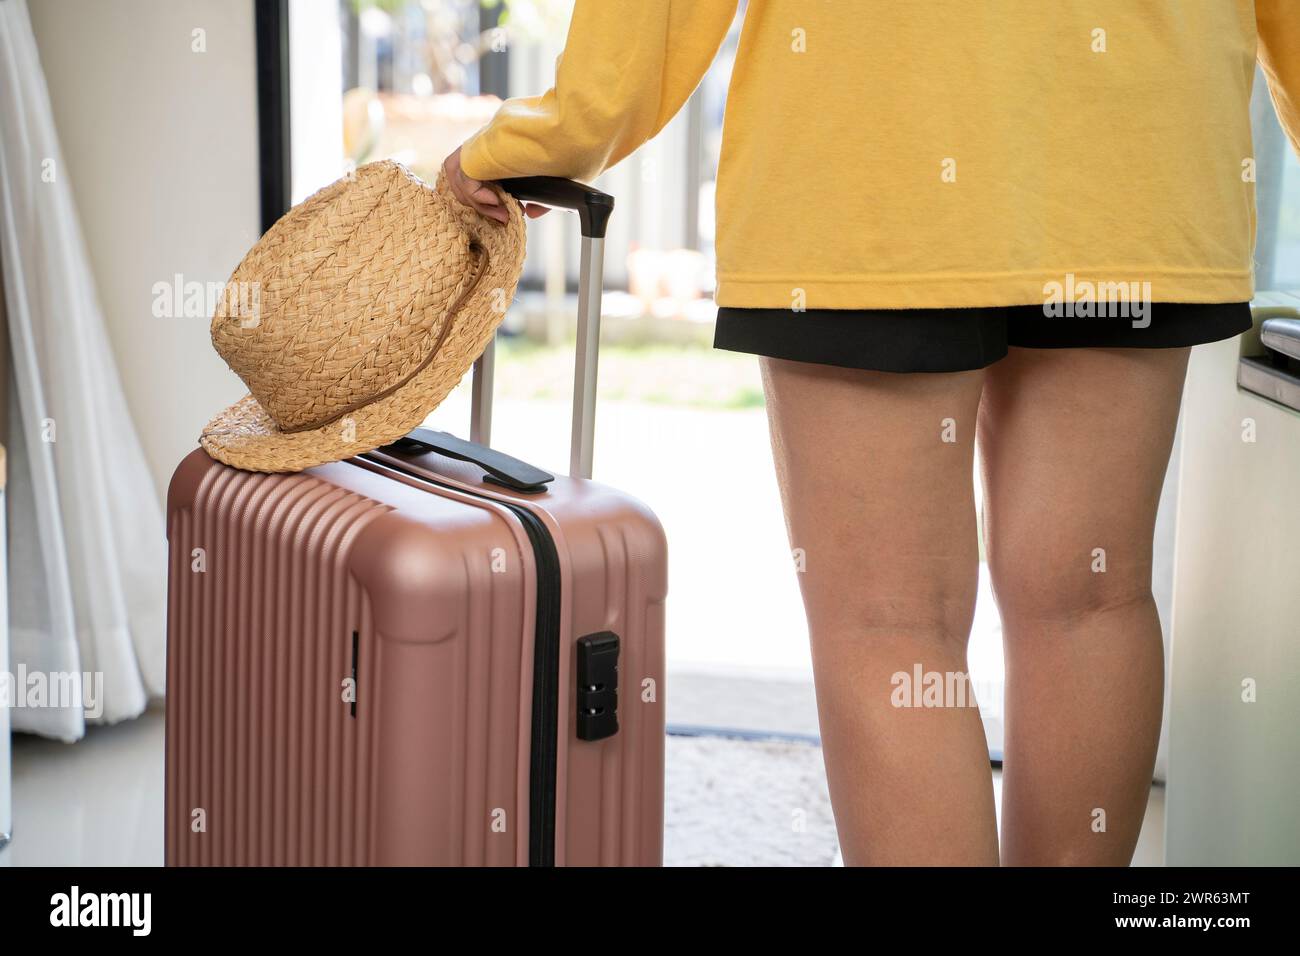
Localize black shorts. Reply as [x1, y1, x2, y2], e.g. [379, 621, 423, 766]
[713, 302, 1253, 373]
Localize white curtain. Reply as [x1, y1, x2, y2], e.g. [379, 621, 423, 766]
[0, 0, 166, 741]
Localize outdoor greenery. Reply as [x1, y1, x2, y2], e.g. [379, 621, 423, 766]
[495, 337, 766, 410]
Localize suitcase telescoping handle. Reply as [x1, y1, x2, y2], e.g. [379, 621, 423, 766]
[469, 176, 614, 481]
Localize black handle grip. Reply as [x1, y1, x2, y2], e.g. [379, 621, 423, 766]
[386, 427, 554, 493]
[498, 176, 614, 239]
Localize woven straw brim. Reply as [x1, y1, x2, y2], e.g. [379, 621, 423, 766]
[200, 168, 526, 473]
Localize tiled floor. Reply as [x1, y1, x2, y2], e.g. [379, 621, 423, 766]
[3, 707, 165, 867]
[0, 679, 1165, 867]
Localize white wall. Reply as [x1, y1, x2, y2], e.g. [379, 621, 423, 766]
[1166, 296, 1300, 865]
[27, 0, 258, 498]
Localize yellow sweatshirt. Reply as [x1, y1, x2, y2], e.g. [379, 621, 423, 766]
[461, 1, 1300, 310]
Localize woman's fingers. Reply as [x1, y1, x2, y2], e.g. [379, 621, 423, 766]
[442, 146, 551, 223]
[471, 184, 505, 211]
[442, 147, 509, 224]
[465, 179, 508, 224]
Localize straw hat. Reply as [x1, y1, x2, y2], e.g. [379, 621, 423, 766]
[200, 159, 525, 473]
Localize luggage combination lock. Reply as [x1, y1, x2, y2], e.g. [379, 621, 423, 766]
[576, 632, 620, 741]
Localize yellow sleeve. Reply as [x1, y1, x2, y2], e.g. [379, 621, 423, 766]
[1257, 0, 1300, 158]
[460, 0, 739, 183]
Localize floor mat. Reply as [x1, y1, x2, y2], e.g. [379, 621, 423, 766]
[663, 733, 839, 867]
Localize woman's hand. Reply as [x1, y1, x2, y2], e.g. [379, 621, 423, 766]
[443, 147, 549, 225]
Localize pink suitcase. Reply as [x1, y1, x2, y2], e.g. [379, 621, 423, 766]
[165, 179, 668, 866]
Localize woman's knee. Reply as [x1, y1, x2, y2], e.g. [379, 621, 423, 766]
[986, 534, 1155, 629]
[801, 563, 979, 651]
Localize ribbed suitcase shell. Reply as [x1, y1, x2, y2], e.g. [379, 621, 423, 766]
[165, 445, 667, 866]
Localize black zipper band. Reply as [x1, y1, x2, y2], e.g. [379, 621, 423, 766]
[506, 502, 562, 867]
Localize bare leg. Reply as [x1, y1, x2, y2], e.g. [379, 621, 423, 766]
[977, 346, 1190, 866]
[760, 357, 998, 866]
